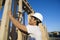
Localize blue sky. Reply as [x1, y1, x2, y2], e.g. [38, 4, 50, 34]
[0, 0, 60, 32]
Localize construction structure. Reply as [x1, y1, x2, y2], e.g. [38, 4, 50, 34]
[0, 0, 49, 40]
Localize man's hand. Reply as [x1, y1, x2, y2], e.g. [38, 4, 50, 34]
[8, 11, 12, 17]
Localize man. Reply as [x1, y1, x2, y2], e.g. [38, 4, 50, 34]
[8, 11, 43, 40]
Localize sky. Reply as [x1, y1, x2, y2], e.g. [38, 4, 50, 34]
[0, 0, 60, 32]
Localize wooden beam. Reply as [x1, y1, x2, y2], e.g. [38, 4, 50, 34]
[11, 0, 17, 40]
[23, 0, 34, 13]
[23, 0, 34, 14]
[0, 0, 3, 9]
[17, 0, 23, 40]
[0, 0, 12, 40]
[39, 23, 49, 40]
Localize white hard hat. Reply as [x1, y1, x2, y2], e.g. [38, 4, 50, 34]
[32, 12, 43, 22]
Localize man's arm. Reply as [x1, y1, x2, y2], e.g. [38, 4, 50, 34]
[8, 11, 27, 33]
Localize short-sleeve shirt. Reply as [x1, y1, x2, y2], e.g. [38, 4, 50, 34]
[26, 25, 42, 40]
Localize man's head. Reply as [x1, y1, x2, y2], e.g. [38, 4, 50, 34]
[29, 12, 43, 26]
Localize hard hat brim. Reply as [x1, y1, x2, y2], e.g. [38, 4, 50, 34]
[31, 16, 42, 23]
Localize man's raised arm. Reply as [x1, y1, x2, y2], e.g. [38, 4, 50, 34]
[8, 11, 27, 33]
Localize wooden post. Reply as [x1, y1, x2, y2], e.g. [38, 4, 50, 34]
[0, 0, 12, 40]
[11, 0, 17, 40]
[0, 0, 3, 9]
[39, 23, 49, 40]
[17, 0, 23, 40]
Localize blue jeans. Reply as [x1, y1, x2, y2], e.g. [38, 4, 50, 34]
[27, 36, 35, 40]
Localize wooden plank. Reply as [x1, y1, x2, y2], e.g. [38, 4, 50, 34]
[39, 23, 49, 40]
[17, 0, 23, 40]
[0, 0, 3, 9]
[23, 0, 34, 13]
[0, 0, 12, 40]
[11, 0, 17, 40]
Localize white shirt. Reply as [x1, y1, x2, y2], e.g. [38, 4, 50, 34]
[26, 25, 42, 40]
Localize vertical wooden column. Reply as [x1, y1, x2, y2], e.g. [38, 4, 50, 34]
[0, 0, 3, 9]
[0, 0, 12, 40]
[11, 0, 17, 40]
[17, 0, 22, 40]
[39, 23, 49, 40]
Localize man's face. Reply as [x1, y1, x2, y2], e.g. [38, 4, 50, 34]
[29, 16, 37, 25]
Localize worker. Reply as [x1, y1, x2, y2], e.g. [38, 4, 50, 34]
[8, 11, 43, 40]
